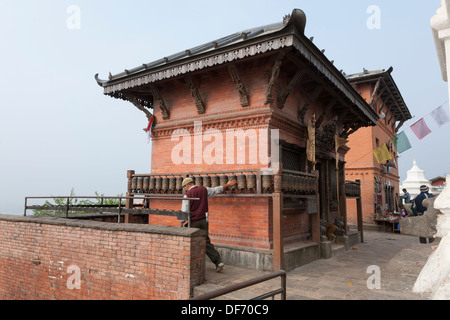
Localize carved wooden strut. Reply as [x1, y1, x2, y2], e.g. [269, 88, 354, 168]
[264, 52, 285, 105]
[185, 75, 205, 114]
[227, 64, 249, 108]
[149, 85, 170, 120]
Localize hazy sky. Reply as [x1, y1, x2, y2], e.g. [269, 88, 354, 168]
[1, 1, 448, 215]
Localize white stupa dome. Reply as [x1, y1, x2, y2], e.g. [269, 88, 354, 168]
[400, 160, 432, 198]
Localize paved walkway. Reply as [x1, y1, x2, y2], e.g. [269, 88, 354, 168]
[193, 231, 437, 300]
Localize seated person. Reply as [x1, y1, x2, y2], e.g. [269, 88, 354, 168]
[399, 203, 415, 217]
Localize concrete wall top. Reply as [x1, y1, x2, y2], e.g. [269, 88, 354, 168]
[0, 214, 205, 238]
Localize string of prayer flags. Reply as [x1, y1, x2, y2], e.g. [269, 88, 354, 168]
[391, 131, 412, 154]
[373, 144, 392, 164]
[145, 116, 156, 143]
[410, 118, 431, 140]
[367, 101, 449, 158]
[431, 104, 450, 127]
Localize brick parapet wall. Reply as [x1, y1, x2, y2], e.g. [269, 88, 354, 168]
[0, 214, 205, 300]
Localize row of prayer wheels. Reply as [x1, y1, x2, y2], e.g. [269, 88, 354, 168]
[130, 173, 317, 194]
[281, 174, 317, 195]
[130, 173, 272, 194]
[345, 182, 361, 197]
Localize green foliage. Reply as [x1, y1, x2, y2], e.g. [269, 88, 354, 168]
[33, 188, 124, 216]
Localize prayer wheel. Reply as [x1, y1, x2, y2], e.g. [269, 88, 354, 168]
[293, 175, 299, 194]
[143, 177, 150, 193]
[247, 173, 256, 190]
[195, 176, 203, 187]
[229, 174, 237, 190]
[299, 176, 304, 193]
[220, 174, 228, 186]
[307, 177, 312, 194]
[149, 177, 156, 191]
[262, 175, 272, 191]
[162, 177, 169, 191]
[137, 177, 143, 193]
[289, 175, 296, 193]
[176, 177, 184, 191]
[281, 174, 289, 192]
[131, 177, 138, 193]
[169, 176, 176, 191]
[203, 175, 211, 188]
[299, 176, 305, 193]
[310, 178, 316, 194]
[212, 174, 220, 188]
[155, 177, 162, 191]
[237, 173, 247, 190]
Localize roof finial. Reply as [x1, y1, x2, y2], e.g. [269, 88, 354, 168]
[283, 14, 291, 26]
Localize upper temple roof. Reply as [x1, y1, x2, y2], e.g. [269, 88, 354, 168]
[95, 10, 306, 89]
[94, 9, 379, 127]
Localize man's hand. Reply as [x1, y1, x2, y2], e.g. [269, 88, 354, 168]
[225, 179, 237, 189]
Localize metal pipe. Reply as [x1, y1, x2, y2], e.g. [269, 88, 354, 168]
[190, 270, 286, 300]
[187, 199, 191, 228]
[65, 197, 70, 219]
[118, 197, 122, 223]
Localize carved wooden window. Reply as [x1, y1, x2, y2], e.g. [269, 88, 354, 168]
[281, 143, 306, 172]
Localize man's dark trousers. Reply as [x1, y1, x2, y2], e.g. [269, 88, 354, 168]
[190, 219, 222, 265]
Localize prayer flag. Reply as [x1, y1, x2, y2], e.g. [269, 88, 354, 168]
[373, 144, 392, 164]
[410, 118, 431, 140]
[391, 131, 412, 154]
[431, 104, 450, 127]
[145, 116, 156, 143]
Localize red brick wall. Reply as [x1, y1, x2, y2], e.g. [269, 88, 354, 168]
[148, 197, 272, 249]
[146, 196, 314, 250]
[346, 170, 376, 224]
[0, 215, 205, 300]
[345, 82, 401, 224]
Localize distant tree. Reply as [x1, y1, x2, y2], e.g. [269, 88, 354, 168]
[33, 188, 124, 216]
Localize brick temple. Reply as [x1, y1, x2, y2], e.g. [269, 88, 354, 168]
[95, 9, 378, 271]
[345, 68, 412, 225]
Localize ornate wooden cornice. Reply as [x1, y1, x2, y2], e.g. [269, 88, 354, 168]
[102, 36, 294, 95]
[316, 116, 338, 155]
[152, 113, 272, 139]
[269, 111, 305, 139]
